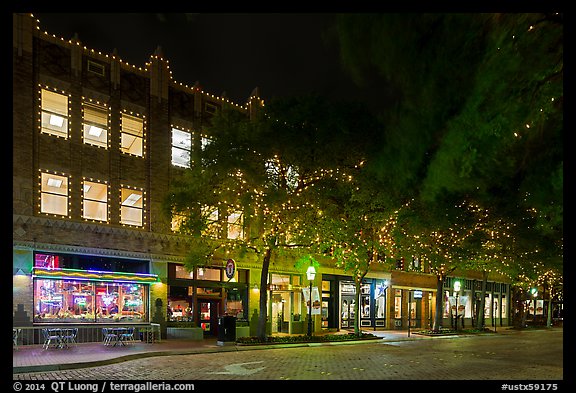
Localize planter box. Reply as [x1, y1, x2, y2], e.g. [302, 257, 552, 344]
[291, 321, 304, 334]
[166, 327, 203, 340]
[236, 326, 250, 339]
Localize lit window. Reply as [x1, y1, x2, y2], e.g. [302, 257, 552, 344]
[41, 89, 68, 138]
[83, 180, 108, 221]
[120, 187, 143, 226]
[83, 103, 108, 148]
[40, 172, 68, 216]
[196, 267, 221, 281]
[121, 113, 144, 156]
[171, 211, 187, 233]
[202, 206, 220, 238]
[227, 211, 244, 240]
[171, 128, 191, 168]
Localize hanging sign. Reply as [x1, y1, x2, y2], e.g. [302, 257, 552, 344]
[225, 259, 236, 279]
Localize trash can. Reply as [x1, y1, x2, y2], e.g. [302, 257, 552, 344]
[217, 315, 236, 345]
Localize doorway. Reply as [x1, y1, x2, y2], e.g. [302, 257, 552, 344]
[197, 299, 220, 337]
[271, 292, 290, 333]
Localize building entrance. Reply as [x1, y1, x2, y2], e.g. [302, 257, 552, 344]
[340, 294, 356, 329]
[197, 299, 220, 337]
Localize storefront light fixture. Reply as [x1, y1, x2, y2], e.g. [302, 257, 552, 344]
[306, 266, 316, 281]
[453, 280, 461, 332]
[306, 265, 316, 337]
[453, 280, 461, 292]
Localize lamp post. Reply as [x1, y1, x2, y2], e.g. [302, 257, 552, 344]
[454, 280, 461, 332]
[306, 265, 316, 337]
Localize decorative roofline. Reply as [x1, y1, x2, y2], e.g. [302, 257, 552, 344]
[29, 13, 260, 111]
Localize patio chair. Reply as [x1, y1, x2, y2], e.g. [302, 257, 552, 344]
[119, 327, 135, 345]
[42, 328, 62, 349]
[13, 328, 20, 350]
[102, 328, 117, 346]
[61, 327, 78, 347]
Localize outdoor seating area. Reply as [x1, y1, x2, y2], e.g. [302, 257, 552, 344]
[12, 323, 161, 349]
[102, 327, 135, 346]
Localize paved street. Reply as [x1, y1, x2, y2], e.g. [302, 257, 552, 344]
[13, 328, 562, 382]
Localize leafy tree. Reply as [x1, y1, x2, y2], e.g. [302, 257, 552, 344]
[295, 167, 402, 335]
[164, 94, 383, 340]
[335, 13, 563, 307]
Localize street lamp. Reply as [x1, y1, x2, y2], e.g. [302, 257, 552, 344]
[453, 280, 461, 332]
[306, 265, 316, 337]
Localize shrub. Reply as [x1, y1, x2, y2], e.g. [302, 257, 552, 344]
[236, 332, 378, 345]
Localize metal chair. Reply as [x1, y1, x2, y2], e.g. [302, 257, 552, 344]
[61, 327, 78, 347]
[119, 327, 135, 345]
[42, 328, 62, 349]
[102, 328, 118, 346]
[13, 328, 20, 350]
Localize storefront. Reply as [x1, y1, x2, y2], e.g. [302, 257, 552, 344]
[327, 275, 389, 331]
[31, 252, 158, 324]
[268, 273, 304, 334]
[166, 262, 249, 336]
[443, 276, 509, 328]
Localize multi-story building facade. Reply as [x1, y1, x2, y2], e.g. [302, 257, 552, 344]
[13, 13, 511, 341]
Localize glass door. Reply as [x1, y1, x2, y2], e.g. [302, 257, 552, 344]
[197, 299, 220, 336]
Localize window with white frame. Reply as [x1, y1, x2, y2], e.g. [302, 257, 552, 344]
[83, 103, 108, 148]
[83, 180, 108, 221]
[171, 128, 191, 168]
[227, 211, 244, 240]
[120, 187, 143, 226]
[121, 113, 144, 156]
[40, 172, 68, 216]
[41, 89, 68, 138]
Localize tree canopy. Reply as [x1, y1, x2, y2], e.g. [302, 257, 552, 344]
[334, 13, 563, 285]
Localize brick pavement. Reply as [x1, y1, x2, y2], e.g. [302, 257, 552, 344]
[12, 327, 528, 375]
[12, 328, 563, 381]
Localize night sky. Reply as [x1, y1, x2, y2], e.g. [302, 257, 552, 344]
[33, 13, 383, 108]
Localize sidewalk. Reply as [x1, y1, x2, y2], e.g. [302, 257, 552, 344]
[11, 328, 502, 374]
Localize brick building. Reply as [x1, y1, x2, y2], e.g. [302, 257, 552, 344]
[12, 13, 510, 341]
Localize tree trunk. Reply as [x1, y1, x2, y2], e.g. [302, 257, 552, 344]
[256, 248, 272, 340]
[432, 273, 445, 332]
[475, 270, 488, 329]
[354, 280, 361, 336]
[546, 286, 553, 328]
[353, 272, 367, 336]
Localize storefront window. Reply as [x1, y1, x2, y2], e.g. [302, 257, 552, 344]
[484, 293, 493, 318]
[175, 265, 193, 279]
[225, 288, 246, 320]
[394, 289, 402, 319]
[34, 278, 148, 323]
[375, 281, 387, 319]
[270, 274, 291, 290]
[196, 267, 221, 281]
